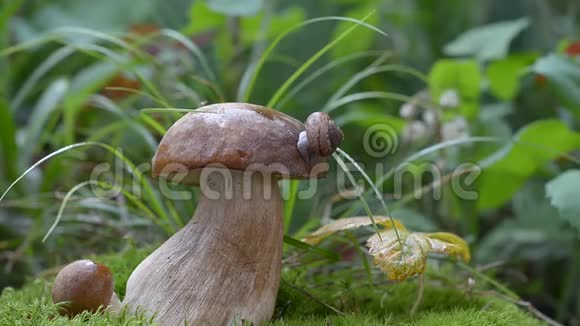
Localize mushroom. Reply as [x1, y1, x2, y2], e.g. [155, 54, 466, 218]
[123, 103, 342, 325]
[52, 259, 117, 317]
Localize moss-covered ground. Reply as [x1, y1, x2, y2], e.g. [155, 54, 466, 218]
[0, 246, 544, 326]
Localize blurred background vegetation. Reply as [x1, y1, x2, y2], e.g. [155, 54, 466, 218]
[1, 0, 579, 324]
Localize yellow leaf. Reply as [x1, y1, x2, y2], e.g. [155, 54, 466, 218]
[366, 230, 470, 281]
[302, 216, 406, 245]
[425, 232, 471, 262]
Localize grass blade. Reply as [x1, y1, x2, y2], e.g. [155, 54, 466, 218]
[0, 142, 171, 233]
[1, 143, 93, 202]
[324, 65, 428, 110]
[10, 46, 75, 111]
[375, 136, 502, 189]
[336, 148, 402, 243]
[332, 152, 383, 241]
[159, 29, 220, 90]
[267, 12, 384, 108]
[43, 179, 170, 243]
[22, 79, 70, 164]
[284, 180, 299, 233]
[43, 180, 93, 242]
[283, 235, 340, 261]
[141, 108, 198, 114]
[276, 50, 389, 110]
[89, 95, 158, 152]
[324, 91, 414, 113]
[241, 14, 388, 103]
[0, 100, 19, 191]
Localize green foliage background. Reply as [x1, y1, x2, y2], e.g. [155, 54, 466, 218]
[0, 0, 579, 324]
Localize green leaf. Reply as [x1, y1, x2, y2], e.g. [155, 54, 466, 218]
[330, 6, 378, 59]
[486, 53, 538, 100]
[476, 220, 573, 262]
[63, 61, 118, 144]
[265, 13, 387, 107]
[13, 0, 154, 40]
[241, 15, 387, 102]
[241, 7, 305, 46]
[22, 79, 69, 165]
[514, 181, 561, 229]
[184, 1, 226, 34]
[477, 182, 574, 262]
[478, 120, 580, 209]
[367, 229, 470, 281]
[429, 59, 481, 118]
[333, 105, 406, 130]
[206, 0, 263, 16]
[214, 27, 234, 65]
[283, 179, 299, 233]
[532, 54, 580, 112]
[546, 170, 580, 233]
[444, 17, 530, 61]
[0, 100, 19, 190]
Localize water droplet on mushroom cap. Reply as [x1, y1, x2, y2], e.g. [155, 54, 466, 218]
[51, 259, 114, 317]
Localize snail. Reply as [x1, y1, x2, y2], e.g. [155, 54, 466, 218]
[298, 112, 343, 164]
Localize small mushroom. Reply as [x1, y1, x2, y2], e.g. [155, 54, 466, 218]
[52, 259, 115, 317]
[123, 103, 343, 325]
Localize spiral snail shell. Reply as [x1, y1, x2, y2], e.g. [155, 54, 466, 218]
[297, 112, 343, 164]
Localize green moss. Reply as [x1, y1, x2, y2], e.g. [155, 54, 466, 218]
[273, 281, 544, 325]
[0, 247, 544, 326]
[0, 247, 155, 326]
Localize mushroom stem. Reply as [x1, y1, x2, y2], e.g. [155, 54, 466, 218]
[123, 169, 284, 325]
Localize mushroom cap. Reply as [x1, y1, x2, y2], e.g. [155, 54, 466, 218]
[153, 103, 335, 183]
[51, 259, 114, 316]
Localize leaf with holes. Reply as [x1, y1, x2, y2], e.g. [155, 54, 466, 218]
[366, 229, 470, 281]
[303, 216, 406, 245]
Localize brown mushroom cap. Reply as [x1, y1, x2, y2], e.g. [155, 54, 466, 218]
[153, 103, 339, 183]
[52, 259, 114, 317]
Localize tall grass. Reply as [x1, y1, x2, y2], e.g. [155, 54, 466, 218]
[0, 10, 477, 285]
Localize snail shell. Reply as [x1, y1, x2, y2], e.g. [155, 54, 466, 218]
[297, 112, 343, 163]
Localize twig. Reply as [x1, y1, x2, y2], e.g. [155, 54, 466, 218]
[497, 293, 563, 326]
[410, 274, 425, 316]
[281, 280, 345, 316]
[388, 165, 478, 206]
[274, 300, 292, 320]
[476, 260, 505, 272]
[457, 262, 519, 299]
[459, 262, 562, 326]
[190, 75, 225, 102]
